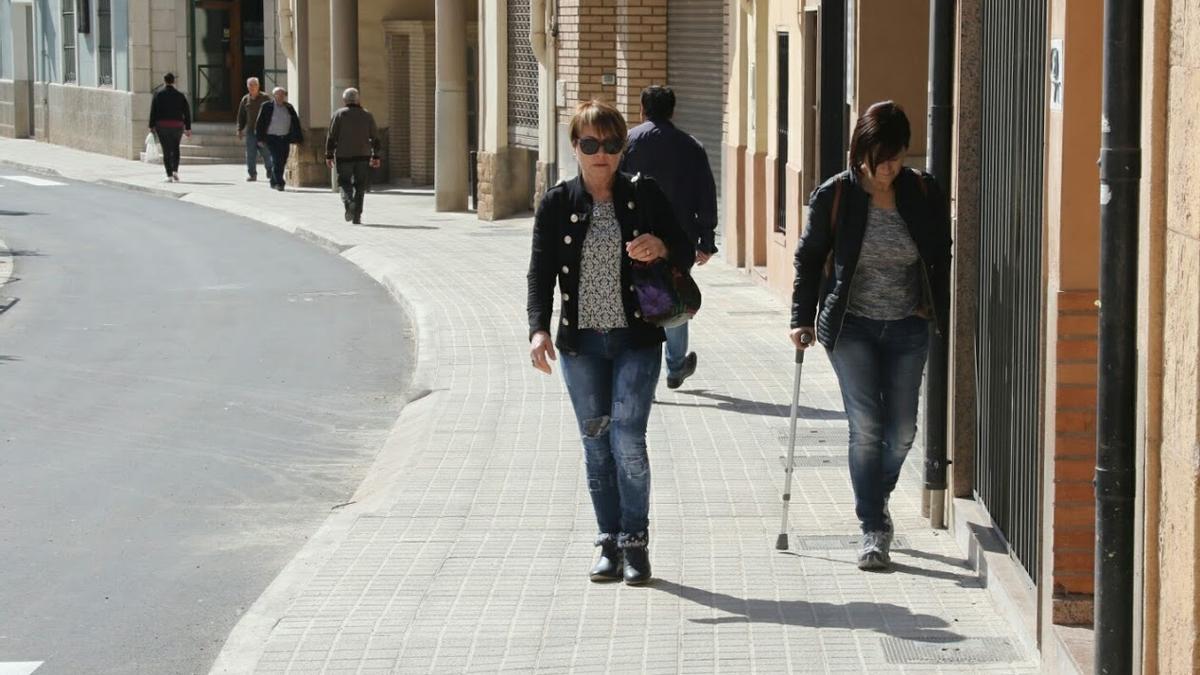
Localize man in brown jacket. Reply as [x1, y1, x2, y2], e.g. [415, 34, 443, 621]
[236, 77, 272, 182]
[325, 88, 381, 224]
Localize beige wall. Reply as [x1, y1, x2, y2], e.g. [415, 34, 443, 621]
[854, 0, 929, 167]
[40, 84, 138, 158]
[1153, 0, 1200, 670]
[0, 80, 13, 137]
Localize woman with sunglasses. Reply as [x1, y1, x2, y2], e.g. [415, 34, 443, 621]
[527, 100, 694, 585]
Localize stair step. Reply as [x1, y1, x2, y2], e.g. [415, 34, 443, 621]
[140, 152, 241, 165]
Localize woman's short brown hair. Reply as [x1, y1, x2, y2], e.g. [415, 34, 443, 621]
[569, 100, 628, 146]
[848, 100, 911, 175]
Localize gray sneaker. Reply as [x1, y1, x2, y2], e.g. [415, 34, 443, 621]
[858, 531, 891, 571]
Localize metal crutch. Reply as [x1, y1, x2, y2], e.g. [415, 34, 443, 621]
[776, 332, 814, 551]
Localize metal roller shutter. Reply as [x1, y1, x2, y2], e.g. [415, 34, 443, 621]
[667, 0, 725, 199]
[507, 0, 539, 149]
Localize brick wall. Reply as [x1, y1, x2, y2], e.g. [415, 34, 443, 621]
[614, 0, 668, 122]
[1051, 289, 1099, 624]
[384, 21, 435, 186]
[556, 0, 617, 126]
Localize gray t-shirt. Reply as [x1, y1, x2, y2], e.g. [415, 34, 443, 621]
[577, 201, 629, 330]
[268, 104, 292, 137]
[846, 205, 922, 320]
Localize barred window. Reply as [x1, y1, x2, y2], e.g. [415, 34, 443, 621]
[506, 0, 539, 149]
[62, 4, 77, 83]
[98, 0, 112, 86]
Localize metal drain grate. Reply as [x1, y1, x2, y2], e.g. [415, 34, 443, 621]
[880, 637, 1021, 665]
[776, 427, 848, 447]
[778, 454, 842, 468]
[788, 534, 910, 550]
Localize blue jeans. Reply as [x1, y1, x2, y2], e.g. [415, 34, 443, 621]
[828, 314, 930, 534]
[561, 329, 661, 547]
[664, 322, 688, 377]
[244, 131, 272, 179]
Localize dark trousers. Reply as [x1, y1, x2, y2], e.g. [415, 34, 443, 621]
[265, 136, 292, 187]
[336, 159, 372, 217]
[157, 127, 183, 176]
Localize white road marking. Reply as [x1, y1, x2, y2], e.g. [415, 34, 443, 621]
[0, 176, 66, 186]
[0, 663, 44, 675]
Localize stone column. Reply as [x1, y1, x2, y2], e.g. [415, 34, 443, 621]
[330, 0, 358, 114]
[435, 0, 469, 211]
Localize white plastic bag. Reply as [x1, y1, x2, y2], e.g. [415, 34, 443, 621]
[143, 132, 161, 163]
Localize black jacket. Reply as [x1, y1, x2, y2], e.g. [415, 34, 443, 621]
[620, 119, 719, 254]
[148, 86, 191, 130]
[254, 101, 304, 144]
[791, 167, 952, 349]
[527, 172, 695, 353]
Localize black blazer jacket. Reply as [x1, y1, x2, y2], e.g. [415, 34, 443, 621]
[791, 167, 953, 349]
[254, 101, 304, 144]
[527, 172, 695, 353]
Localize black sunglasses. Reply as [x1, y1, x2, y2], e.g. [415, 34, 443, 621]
[577, 136, 624, 156]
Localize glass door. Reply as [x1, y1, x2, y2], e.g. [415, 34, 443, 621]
[193, 0, 242, 121]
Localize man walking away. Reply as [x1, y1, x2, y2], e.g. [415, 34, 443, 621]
[325, 88, 382, 224]
[254, 87, 304, 191]
[621, 85, 719, 389]
[148, 73, 191, 183]
[237, 77, 272, 182]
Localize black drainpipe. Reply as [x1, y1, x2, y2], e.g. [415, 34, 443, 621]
[1095, 0, 1142, 671]
[923, 0, 955, 527]
[818, 0, 846, 181]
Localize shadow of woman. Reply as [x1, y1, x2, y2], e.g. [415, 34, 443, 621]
[650, 579, 966, 641]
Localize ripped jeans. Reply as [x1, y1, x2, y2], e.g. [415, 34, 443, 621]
[561, 328, 661, 548]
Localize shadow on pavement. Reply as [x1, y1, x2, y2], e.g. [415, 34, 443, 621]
[0, 210, 38, 216]
[781, 550, 982, 588]
[650, 579, 965, 640]
[656, 388, 846, 420]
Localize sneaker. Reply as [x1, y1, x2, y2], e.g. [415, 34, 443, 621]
[163, 176, 174, 183]
[858, 531, 891, 571]
[666, 352, 698, 390]
[172, 173, 180, 182]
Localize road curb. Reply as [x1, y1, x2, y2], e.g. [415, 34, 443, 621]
[95, 178, 184, 200]
[0, 159, 66, 179]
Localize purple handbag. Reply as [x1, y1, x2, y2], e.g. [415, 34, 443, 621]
[630, 259, 701, 328]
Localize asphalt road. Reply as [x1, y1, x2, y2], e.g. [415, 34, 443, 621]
[0, 172, 414, 674]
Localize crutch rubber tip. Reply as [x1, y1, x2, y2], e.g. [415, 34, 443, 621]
[775, 533, 789, 551]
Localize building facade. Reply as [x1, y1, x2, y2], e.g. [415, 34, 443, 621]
[726, 1, 1200, 672]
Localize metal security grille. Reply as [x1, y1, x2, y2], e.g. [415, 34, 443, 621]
[975, 0, 1047, 582]
[668, 0, 725, 202]
[507, 0, 539, 149]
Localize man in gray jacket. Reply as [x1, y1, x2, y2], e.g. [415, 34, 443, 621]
[325, 88, 381, 224]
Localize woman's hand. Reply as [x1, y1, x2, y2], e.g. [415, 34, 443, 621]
[790, 327, 816, 350]
[626, 234, 668, 262]
[530, 331, 557, 375]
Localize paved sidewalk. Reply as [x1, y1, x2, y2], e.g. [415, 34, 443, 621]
[1, 139, 1037, 674]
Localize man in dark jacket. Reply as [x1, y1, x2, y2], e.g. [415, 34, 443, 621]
[236, 77, 272, 182]
[325, 88, 381, 224]
[148, 72, 192, 182]
[621, 85, 718, 389]
[254, 87, 304, 191]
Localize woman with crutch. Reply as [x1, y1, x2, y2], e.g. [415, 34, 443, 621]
[527, 100, 694, 585]
[788, 101, 952, 571]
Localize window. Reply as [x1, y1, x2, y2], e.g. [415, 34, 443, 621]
[775, 32, 789, 234]
[62, 4, 77, 83]
[801, 9, 818, 202]
[98, 0, 113, 86]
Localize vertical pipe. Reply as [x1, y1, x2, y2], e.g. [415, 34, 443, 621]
[924, 0, 955, 529]
[1095, 0, 1142, 670]
[818, 0, 845, 180]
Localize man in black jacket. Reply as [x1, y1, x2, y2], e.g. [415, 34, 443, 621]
[148, 73, 191, 182]
[325, 88, 381, 224]
[254, 87, 304, 191]
[621, 85, 718, 389]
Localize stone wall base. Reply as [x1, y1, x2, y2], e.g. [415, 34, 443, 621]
[477, 147, 536, 221]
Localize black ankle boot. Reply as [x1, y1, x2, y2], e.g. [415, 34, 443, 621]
[590, 538, 623, 582]
[622, 547, 651, 585]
